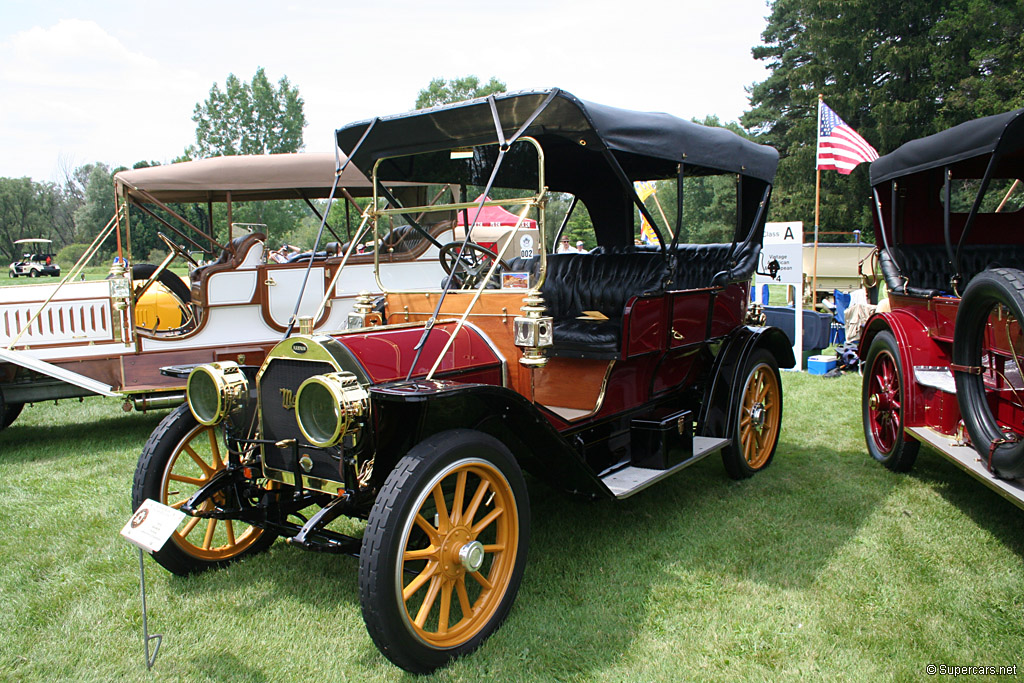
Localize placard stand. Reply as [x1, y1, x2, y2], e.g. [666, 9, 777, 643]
[138, 547, 161, 669]
[121, 499, 185, 670]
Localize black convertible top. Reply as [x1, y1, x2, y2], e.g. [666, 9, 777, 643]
[871, 108, 1024, 185]
[335, 88, 778, 184]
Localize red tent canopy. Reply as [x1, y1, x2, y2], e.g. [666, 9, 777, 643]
[455, 194, 538, 230]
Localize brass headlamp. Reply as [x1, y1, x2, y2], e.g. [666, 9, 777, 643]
[186, 361, 249, 426]
[294, 371, 369, 447]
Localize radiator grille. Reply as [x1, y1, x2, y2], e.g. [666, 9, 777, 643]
[259, 357, 337, 477]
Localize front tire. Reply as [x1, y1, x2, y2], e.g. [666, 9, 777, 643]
[359, 429, 530, 673]
[721, 348, 783, 479]
[863, 330, 920, 471]
[131, 404, 277, 575]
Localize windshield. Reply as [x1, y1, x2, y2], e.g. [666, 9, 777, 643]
[367, 137, 546, 293]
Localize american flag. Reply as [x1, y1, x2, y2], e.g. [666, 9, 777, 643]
[817, 101, 878, 174]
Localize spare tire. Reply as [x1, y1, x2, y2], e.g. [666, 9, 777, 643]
[953, 267, 1024, 479]
[106, 264, 191, 305]
[128, 264, 192, 304]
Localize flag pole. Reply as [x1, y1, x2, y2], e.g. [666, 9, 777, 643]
[812, 94, 822, 309]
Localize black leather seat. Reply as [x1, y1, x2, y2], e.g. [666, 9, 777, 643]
[540, 253, 668, 357]
[880, 244, 1024, 297]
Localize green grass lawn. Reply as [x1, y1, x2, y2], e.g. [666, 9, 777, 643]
[1, 372, 1023, 682]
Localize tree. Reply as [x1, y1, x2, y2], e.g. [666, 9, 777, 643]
[188, 67, 306, 158]
[0, 178, 58, 263]
[742, 0, 1024, 238]
[415, 76, 507, 109]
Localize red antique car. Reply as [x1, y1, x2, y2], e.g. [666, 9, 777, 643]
[132, 89, 792, 672]
[862, 108, 1024, 506]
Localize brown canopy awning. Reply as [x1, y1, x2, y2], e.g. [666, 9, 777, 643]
[113, 153, 391, 203]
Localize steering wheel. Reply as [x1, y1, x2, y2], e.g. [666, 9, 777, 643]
[157, 232, 200, 268]
[438, 241, 510, 289]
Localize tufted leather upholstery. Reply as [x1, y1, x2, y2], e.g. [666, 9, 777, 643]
[880, 244, 1024, 297]
[539, 252, 668, 357]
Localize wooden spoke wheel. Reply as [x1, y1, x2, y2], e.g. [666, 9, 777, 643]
[862, 330, 919, 472]
[722, 348, 783, 479]
[131, 404, 277, 575]
[359, 429, 529, 674]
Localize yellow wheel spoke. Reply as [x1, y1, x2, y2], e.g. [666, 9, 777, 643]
[169, 473, 204, 487]
[451, 470, 468, 525]
[463, 478, 491, 527]
[225, 520, 236, 546]
[471, 506, 504, 535]
[208, 428, 224, 470]
[431, 484, 451, 533]
[481, 543, 504, 553]
[469, 570, 493, 591]
[438, 581, 453, 634]
[180, 515, 201, 538]
[182, 444, 214, 476]
[169, 497, 189, 510]
[403, 561, 438, 601]
[413, 514, 441, 545]
[456, 577, 472, 616]
[403, 546, 439, 562]
[202, 518, 218, 550]
[414, 575, 442, 627]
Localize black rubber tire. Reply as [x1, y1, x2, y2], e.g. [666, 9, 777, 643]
[359, 429, 530, 673]
[131, 404, 278, 575]
[0, 392, 24, 431]
[721, 348, 784, 479]
[111, 264, 192, 305]
[953, 267, 1024, 478]
[862, 330, 920, 472]
[29, 270, 38, 278]
[8, 271, 15, 278]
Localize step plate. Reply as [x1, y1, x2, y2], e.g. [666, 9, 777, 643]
[601, 436, 729, 499]
[908, 426, 1024, 510]
[913, 366, 956, 393]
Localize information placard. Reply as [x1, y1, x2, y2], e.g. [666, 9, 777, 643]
[757, 221, 804, 370]
[121, 499, 185, 553]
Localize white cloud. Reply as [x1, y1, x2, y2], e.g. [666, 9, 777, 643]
[0, 19, 200, 181]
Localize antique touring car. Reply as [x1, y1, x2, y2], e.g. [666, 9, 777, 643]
[132, 89, 792, 672]
[861, 108, 1024, 507]
[0, 154, 526, 431]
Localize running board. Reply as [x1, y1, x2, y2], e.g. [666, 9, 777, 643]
[907, 426, 1024, 511]
[0, 347, 117, 397]
[601, 436, 729, 499]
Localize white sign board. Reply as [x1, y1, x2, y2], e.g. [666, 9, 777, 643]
[121, 499, 185, 553]
[757, 221, 804, 369]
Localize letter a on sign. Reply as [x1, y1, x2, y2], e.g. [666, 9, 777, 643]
[784, 226, 795, 241]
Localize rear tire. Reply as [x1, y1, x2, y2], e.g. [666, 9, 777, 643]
[131, 404, 277, 575]
[359, 429, 529, 673]
[721, 348, 783, 479]
[0, 393, 24, 431]
[862, 330, 920, 471]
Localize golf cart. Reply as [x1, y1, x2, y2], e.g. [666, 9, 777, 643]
[0, 153, 507, 432]
[861, 107, 1024, 508]
[8, 239, 60, 278]
[132, 89, 792, 672]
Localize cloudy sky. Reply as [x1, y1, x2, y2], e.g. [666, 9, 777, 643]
[0, 0, 772, 183]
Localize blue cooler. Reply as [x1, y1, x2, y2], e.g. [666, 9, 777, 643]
[807, 355, 838, 375]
